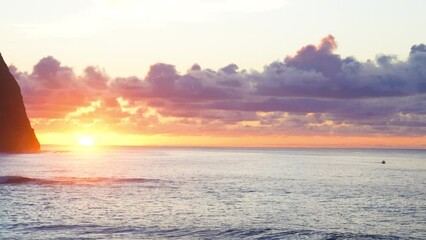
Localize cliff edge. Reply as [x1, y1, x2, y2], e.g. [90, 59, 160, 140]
[0, 53, 40, 153]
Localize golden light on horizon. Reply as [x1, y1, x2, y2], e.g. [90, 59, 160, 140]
[35, 132, 426, 149]
[77, 136, 94, 147]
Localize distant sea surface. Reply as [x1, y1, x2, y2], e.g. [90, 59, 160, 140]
[0, 146, 425, 239]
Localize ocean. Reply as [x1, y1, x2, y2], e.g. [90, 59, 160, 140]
[0, 146, 425, 239]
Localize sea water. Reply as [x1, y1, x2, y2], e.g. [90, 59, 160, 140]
[0, 146, 425, 239]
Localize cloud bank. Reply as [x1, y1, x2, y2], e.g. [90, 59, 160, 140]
[10, 35, 426, 138]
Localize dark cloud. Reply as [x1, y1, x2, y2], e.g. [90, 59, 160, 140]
[32, 56, 76, 89]
[82, 66, 109, 90]
[220, 64, 239, 74]
[146, 63, 178, 97]
[9, 35, 426, 136]
[410, 44, 426, 55]
[255, 35, 426, 99]
[190, 63, 201, 71]
[284, 35, 342, 78]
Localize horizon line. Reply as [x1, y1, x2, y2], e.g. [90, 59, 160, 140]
[40, 144, 426, 151]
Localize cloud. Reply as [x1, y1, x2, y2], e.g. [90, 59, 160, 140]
[284, 35, 341, 78]
[255, 35, 426, 99]
[9, 35, 426, 137]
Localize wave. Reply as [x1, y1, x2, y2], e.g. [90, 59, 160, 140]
[0, 176, 35, 184]
[205, 228, 414, 239]
[0, 176, 154, 185]
[17, 225, 417, 239]
[156, 228, 419, 239]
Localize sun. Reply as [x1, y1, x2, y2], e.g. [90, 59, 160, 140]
[78, 136, 94, 147]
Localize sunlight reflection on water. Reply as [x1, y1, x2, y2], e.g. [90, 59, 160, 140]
[0, 146, 425, 239]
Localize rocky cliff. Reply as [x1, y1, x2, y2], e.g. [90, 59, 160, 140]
[0, 53, 40, 153]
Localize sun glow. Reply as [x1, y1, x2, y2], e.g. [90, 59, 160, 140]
[78, 136, 94, 147]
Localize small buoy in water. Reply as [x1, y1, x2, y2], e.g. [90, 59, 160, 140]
[382, 160, 386, 164]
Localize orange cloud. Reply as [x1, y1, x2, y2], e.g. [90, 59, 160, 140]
[8, 36, 426, 148]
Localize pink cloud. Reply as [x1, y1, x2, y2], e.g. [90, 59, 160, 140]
[8, 35, 426, 137]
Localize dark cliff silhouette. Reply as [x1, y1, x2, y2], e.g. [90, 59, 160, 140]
[0, 53, 40, 153]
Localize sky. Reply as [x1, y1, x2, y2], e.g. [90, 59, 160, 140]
[1, 0, 426, 148]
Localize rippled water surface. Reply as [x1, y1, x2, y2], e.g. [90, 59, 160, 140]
[0, 146, 425, 239]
